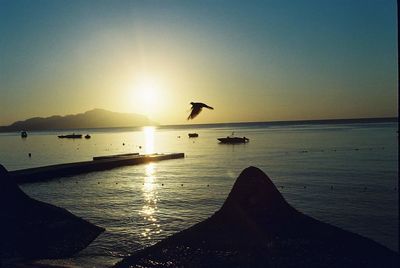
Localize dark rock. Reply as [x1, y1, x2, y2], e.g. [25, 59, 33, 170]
[115, 166, 399, 268]
[0, 164, 104, 263]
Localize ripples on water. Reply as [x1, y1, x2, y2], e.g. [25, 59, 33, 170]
[0, 122, 397, 267]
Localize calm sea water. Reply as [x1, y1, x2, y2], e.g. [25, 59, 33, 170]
[0, 121, 398, 267]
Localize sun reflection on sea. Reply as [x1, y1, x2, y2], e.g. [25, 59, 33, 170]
[139, 163, 161, 239]
[143, 126, 155, 154]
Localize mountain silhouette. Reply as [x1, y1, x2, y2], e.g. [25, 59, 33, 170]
[0, 109, 156, 131]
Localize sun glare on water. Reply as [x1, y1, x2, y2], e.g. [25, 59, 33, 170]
[143, 126, 155, 154]
[140, 162, 161, 239]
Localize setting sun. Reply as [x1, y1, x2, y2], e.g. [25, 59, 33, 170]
[129, 75, 165, 117]
[138, 77, 157, 105]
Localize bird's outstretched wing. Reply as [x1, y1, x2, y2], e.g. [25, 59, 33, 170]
[187, 106, 202, 120]
[200, 103, 214, 110]
[187, 102, 214, 120]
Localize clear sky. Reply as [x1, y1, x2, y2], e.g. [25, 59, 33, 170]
[0, 0, 397, 125]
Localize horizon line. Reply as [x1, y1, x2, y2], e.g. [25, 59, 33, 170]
[161, 116, 398, 128]
[0, 116, 397, 133]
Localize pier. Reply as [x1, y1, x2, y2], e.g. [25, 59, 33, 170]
[10, 153, 185, 183]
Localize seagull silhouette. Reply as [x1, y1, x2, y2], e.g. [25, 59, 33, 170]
[187, 102, 214, 120]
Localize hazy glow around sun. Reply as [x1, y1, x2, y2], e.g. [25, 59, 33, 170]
[130, 75, 163, 117]
[136, 77, 158, 106]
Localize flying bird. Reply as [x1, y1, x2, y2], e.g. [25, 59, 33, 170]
[187, 102, 214, 120]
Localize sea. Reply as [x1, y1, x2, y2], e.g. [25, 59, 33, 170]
[0, 119, 398, 267]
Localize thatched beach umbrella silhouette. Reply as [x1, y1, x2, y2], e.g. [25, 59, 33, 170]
[187, 102, 214, 120]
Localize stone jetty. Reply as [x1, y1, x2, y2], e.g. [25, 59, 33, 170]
[10, 153, 184, 183]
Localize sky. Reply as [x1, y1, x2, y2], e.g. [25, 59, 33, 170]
[0, 0, 397, 125]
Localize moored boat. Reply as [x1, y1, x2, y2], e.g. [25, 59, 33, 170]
[21, 131, 28, 138]
[58, 133, 82, 139]
[85, 134, 91, 139]
[188, 133, 199, 138]
[218, 136, 249, 144]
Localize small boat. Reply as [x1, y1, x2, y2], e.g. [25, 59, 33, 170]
[218, 136, 249, 144]
[85, 134, 91, 139]
[188, 133, 199, 138]
[58, 133, 82, 139]
[21, 131, 28, 138]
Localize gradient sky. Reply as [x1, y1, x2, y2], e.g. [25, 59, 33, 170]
[0, 0, 397, 125]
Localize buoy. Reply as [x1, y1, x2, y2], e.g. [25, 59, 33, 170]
[28, 153, 31, 157]
[123, 143, 125, 146]
[181, 184, 183, 186]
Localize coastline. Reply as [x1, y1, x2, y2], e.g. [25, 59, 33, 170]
[0, 116, 397, 134]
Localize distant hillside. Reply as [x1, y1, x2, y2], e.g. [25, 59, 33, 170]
[0, 109, 157, 132]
